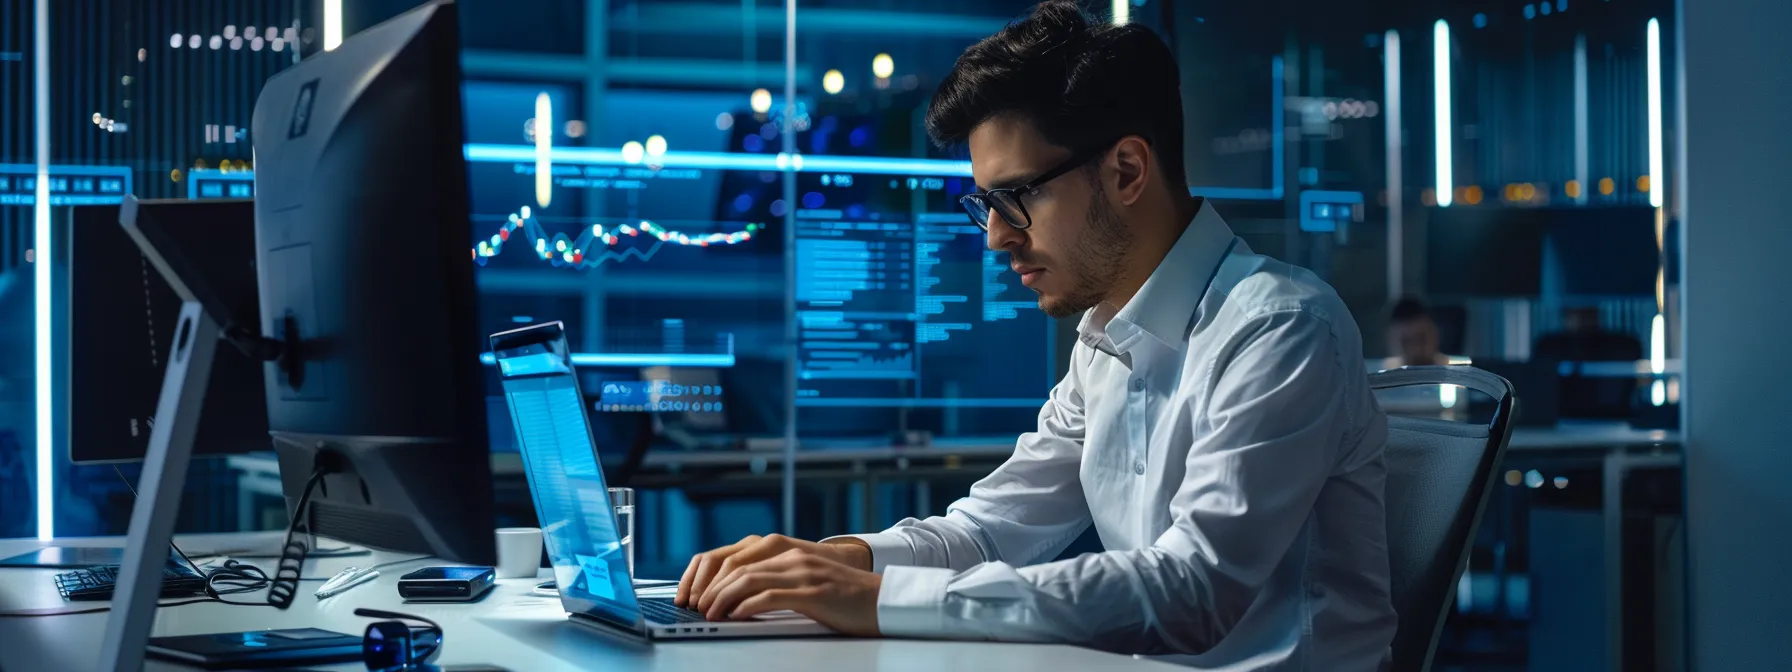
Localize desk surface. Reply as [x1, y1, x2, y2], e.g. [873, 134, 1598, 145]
[1506, 423, 1680, 452]
[0, 533, 1176, 671]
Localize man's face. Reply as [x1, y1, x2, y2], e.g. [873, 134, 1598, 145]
[1389, 317, 1440, 364]
[968, 116, 1133, 319]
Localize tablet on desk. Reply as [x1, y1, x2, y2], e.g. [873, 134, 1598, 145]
[145, 629, 362, 669]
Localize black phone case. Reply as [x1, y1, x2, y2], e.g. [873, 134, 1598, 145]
[397, 566, 496, 602]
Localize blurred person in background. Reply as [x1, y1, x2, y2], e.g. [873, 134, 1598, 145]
[1382, 295, 1452, 369]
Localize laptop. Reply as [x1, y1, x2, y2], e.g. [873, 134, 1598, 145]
[490, 322, 834, 642]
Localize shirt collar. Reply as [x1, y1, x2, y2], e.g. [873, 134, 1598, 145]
[1076, 199, 1237, 355]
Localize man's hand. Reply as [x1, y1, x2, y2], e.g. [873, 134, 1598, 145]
[674, 534, 870, 611]
[697, 548, 882, 636]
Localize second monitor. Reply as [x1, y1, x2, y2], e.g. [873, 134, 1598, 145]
[67, 201, 268, 464]
[250, 0, 494, 565]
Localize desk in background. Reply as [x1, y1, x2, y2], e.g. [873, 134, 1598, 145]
[0, 533, 1181, 672]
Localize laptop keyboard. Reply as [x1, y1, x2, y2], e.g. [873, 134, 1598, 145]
[639, 598, 709, 624]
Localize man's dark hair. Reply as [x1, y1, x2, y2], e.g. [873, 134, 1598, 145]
[1390, 295, 1432, 323]
[926, 1, 1188, 188]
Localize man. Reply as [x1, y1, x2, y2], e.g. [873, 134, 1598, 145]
[1383, 295, 1452, 369]
[674, 2, 1395, 668]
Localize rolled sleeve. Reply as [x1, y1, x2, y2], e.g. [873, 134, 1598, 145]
[824, 532, 916, 573]
[875, 565, 956, 638]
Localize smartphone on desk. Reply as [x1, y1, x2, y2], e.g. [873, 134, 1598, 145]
[396, 566, 496, 602]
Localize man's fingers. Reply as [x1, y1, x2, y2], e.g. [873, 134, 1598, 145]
[674, 555, 702, 606]
[701, 550, 817, 616]
[728, 587, 816, 620]
[703, 571, 802, 621]
[696, 537, 797, 611]
[686, 552, 729, 606]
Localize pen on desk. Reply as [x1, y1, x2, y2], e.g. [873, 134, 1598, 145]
[315, 567, 379, 599]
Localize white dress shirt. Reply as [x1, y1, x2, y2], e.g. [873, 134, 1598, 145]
[843, 201, 1395, 670]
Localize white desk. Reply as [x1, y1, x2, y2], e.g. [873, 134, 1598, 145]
[0, 533, 1179, 671]
[224, 424, 1684, 669]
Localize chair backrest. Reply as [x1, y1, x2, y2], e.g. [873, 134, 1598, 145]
[1370, 366, 1515, 672]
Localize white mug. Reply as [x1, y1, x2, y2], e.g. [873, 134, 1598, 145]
[494, 527, 544, 579]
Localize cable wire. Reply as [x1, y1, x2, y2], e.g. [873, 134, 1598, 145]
[267, 467, 326, 609]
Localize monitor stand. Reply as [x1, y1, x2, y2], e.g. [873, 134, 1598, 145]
[95, 300, 218, 672]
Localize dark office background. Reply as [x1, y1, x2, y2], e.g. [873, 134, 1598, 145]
[9, 0, 1772, 669]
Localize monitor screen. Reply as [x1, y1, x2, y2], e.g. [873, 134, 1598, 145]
[66, 203, 269, 463]
[1423, 206, 1546, 297]
[492, 323, 643, 636]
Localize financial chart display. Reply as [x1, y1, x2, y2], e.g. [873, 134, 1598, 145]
[460, 82, 1054, 438]
[793, 188, 1052, 410]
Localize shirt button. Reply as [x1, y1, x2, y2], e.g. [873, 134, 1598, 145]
[1131, 378, 1146, 392]
[1133, 460, 1147, 475]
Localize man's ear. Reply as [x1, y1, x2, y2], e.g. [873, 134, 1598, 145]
[1106, 136, 1153, 207]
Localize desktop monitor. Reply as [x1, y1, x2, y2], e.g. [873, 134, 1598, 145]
[1424, 206, 1546, 297]
[66, 202, 269, 463]
[249, 0, 494, 564]
[1541, 206, 1658, 296]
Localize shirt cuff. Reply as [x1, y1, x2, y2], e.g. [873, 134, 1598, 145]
[822, 532, 915, 573]
[875, 565, 956, 638]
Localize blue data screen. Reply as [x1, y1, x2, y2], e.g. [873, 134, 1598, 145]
[496, 349, 638, 625]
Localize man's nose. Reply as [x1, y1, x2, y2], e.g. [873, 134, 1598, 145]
[985, 211, 1025, 251]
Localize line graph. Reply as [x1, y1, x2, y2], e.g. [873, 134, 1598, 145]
[471, 205, 763, 270]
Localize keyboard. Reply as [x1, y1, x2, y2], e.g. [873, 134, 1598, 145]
[54, 562, 208, 601]
[639, 598, 709, 624]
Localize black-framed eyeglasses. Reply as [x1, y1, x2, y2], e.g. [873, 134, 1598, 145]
[959, 146, 1106, 231]
[357, 608, 443, 671]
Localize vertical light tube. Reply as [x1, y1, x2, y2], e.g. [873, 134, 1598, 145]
[1651, 313, 1667, 406]
[1385, 30, 1404, 300]
[1646, 18, 1664, 208]
[33, 0, 52, 541]
[1434, 20, 1453, 206]
[1651, 314, 1666, 374]
[780, 0, 798, 537]
[324, 0, 343, 51]
[1646, 18, 1665, 404]
[534, 93, 553, 209]
[1575, 34, 1590, 203]
[1112, 0, 1129, 25]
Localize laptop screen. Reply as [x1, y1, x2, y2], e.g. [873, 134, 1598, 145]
[491, 322, 646, 639]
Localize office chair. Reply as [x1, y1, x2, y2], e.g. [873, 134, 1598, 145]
[1370, 365, 1515, 672]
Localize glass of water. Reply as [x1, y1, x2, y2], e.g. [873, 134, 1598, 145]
[609, 487, 635, 576]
